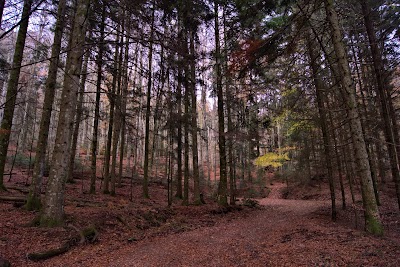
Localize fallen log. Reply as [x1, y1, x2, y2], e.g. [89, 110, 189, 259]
[6, 185, 30, 194]
[0, 195, 26, 203]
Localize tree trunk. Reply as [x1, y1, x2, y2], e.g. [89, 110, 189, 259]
[223, 5, 235, 205]
[103, 30, 120, 194]
[214, 1, 227, 206]
[306, 31, 336, 220]
[189, 29, 201, 205]
[360, 0, 400, 209]
[324, 0, 383, 235]
[0, 0, 32, 191]
[110, 20, 124, 196]
[67, 40, 89, 183]
[143, 7, 155, 199]
[26, 0, 66, 208]
[118, 30, 130, 188]
[175, 67, 183, 199]
[40, 0, 90, 226]
[90, 2, 105, 194]
[183, 66, 190, 205]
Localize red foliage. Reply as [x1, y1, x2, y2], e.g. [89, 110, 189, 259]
[229, 39, 263, 74]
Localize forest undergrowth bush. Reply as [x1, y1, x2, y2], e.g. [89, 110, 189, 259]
[6, 153, 34, 169]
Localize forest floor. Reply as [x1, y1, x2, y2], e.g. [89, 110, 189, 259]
[1, 170, 400, 266]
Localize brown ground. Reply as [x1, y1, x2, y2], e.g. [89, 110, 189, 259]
[1, 171, 400, 266]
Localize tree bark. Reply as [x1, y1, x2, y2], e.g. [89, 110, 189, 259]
[103, 30, 120, 194]
[40, 0, 90, 226]
[306, 31, 336, 220]
[324, 0, 383, 235]
[214, 1, 227, 206]
[26, 0, 66, 209]
[175, 66, 183, 199]
[90, 3, 106, 194]
[189, 29, 201, 205]
[67, 40, 89, 183]
[143, 7, 155, 199]
[110, 21, 124, 196]
[0, 0, 32, 191]
[360, 0, 400, 209]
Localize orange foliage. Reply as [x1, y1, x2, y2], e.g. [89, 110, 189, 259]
[229, 39, 263, 74]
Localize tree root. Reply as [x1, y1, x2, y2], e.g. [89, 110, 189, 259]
[27, 225, 98, 261]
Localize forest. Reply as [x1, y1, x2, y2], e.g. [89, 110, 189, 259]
[0, 0, 399, 266]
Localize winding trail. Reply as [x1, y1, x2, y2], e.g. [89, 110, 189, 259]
[91, 183, 398, 267]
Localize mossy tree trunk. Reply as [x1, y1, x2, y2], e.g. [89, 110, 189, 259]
[40, 0, 90, 227]
[26, 0, 67, 209]
[360, 0, 400, 209]
[324, 0, 383, 235]
[0, 0, 32, 191]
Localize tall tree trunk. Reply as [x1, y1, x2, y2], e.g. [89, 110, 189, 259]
[90, 2, 105, 194]
[103, 30, 120, 194]
[183, 68, 190, 205]
[40, 0, 90, 226]
[306, 31, 336, 220]
[175, 67, 183, 199]
[0, 0, 32, 191]
[26, 0, 66, 208]
[360, 0, 400, 209]
[118, 30, 129, 188]
[324, 0, 383, 235]
[67, 40, 89, 183]
[143, 7, 155, 199]
[223, 5, 235, 205]
[110, 20, 124, 196]
[214, 1, 227, 206]
[189, 29, 201, 205]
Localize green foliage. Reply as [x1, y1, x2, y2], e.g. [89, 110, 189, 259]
[7, 153, 34, 169]
[286, 120, 314, 137]
[254, 152, 290, 168]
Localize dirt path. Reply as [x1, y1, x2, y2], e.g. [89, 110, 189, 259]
[84, 183, 400, 267]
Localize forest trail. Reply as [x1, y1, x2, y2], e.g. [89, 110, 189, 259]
[88, 182, 400, 267]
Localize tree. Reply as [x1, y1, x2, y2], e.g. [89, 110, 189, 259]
[26, 0, 67, 210]
[40, 0, 91, 226]
[306, 29, 336, 220]
[360, 0, 400, 209]
[214, 0, 227, 206]
[0, 0, 33, 191]
[324, 0, 383, 235]
[90, 2, 106, 194]
[143, 5, 155, 199]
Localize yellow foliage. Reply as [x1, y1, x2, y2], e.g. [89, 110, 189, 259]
[254, 152, 290, 168]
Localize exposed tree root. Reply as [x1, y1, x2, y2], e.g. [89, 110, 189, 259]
[27, 225, 98, 261]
